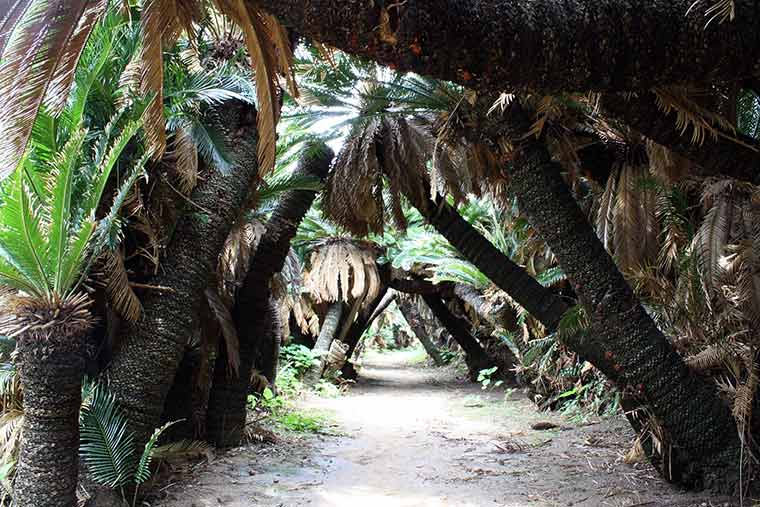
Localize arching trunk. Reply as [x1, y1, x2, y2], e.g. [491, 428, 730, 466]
[105, 100, 259, 445]
[206, 142, 332, 447]
[422, 294, 492, 377]
[13, 299, 90, 507]
[344, 287, 392, 360]
[255, 0, 760, 94]
[405, 191, 569, 330]
[397, 295, 444, 366]
[508, 104, 741, 488]
[304, 302, 344, 385]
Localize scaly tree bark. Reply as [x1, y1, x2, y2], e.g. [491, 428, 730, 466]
[105, 100, 259, 445]
[397, 295, 444, 366]
[13, 298, 90, 507]
[206, 141, 332, 447]
[253, 0, 760, 94]
[507, 103, 740, 488]
[422, 294, 492, 376]
[304, 302, 344, 385]
[405, 190, 569, 329]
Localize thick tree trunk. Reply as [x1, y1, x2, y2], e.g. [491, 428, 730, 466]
[422, 294, 492, 377]
[304, 302, 344, 385]
[206, 141, 332, 447]
[406, 191, 569, 329]
[508, 104, 741, 488]
[14, 301, 90, 507]
[397, 296, 444, 366]
[254, 0, 760, 94]
[105, 100, 259, 445]
[602, 92, 760, 184]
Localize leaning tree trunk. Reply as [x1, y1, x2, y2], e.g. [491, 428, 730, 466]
[303, 302, 344, 385]
[343, 287, 392, 360]
[104, 100, 259, 447]
[397, 295, 444, 366]
[206, 142, 333, 447]
[405, 189, 569, 330]
[13, 296, 91, 507]
[422, 294, 492, 377]
[256, 0, 760, 94]
[507, 103, 741, 489]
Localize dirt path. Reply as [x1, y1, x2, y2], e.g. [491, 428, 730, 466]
[154, 349, 738, 507]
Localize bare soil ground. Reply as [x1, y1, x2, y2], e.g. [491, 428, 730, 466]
[152, 348, 743, 507]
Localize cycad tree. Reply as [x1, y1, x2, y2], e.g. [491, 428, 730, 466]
[0, 110, 148, 506]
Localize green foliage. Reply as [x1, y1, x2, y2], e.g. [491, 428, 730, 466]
[280, 344, 321, 378]
[79, 381, 178, 506]
[477, 366, 504, 391]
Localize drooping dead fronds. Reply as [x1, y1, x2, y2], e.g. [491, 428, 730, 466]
[652, 86, 737, 145]
[0, 0, 297, 176]
[324, 115, 432, 235]
[304, 238, 380, 304]
[203, 287, 239, 378]
[169, 126, 199, 194]
[693, 178, 755, 292]
[102, 249, 142, 322]
[594, 162, 659, 273]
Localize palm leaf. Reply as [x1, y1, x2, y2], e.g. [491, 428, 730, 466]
[134, 420, 179, 486]
[0, 0, 91, 178]
[79, 381, 136, 489]
[47, 128, 86, 291]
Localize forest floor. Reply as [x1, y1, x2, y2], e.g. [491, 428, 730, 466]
[153, 348, 742, 507]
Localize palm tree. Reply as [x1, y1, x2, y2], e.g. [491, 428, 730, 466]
[0, 101, 149, 507]
[105, 98, 260, 447]
[205, 140, 333, 448]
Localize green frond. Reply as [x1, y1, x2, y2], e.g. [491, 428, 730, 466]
[47, 128, 87, 292]
[134, 420, 179, 486]
[79, 381, 136, 489]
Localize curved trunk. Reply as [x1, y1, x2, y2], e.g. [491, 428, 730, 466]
[344, 287, 392, 360]
[206, 142, 332, 447]
[397, 296, 444, 366]
[105, 100, 259, 445]
[14, 301, 90, 507]
[508, 107, 741, 488]
[304, 302, 344, 385]
[407, 191, 569, 330]
[255, 0, 760, 94]
[422, 294, 492, 377]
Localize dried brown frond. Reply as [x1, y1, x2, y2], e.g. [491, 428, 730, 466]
[732, 350, 757, 431]
[169, 127, 199, 194]
[0, 1, 92, 176]
[292, 294, 320, 336]
[688, 0, 735, 26]
[204, 287, 239, 378]
[645, 141, 693, 184]
[102, 249, 142, 322]
[606, 163, 659, 272]
[43, 0, 108, 115]
[305, 238, 380, 304]
[243, 423, 277, 444]
[218, 217, 265, 302]
[653, 86, 737, 145]
[693, 178, 754, 291]
[139, 0, 169, 157]
[324, 116, 406, 236]
[0, 1, 33, 57]
[526, 96, 564, 139]
[152, 439, 214, 461]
